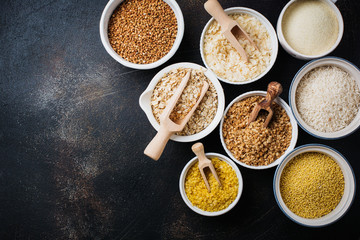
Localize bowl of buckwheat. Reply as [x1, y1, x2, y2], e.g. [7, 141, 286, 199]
[99, 0, 184, 69]
[139, 62, 225, 142]
[220, 91, 298, 169]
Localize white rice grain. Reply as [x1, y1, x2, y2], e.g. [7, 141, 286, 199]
[296, 66, 360, 132]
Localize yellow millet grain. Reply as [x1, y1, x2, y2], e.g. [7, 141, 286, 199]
[280, 152, 344, 219]
[185, 157, 238, 212]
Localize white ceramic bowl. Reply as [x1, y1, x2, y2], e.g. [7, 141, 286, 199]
[179, 152, 243, 216]
[273, 144, 356, 227]
[99, 0, 184, 69]
[277, 0, 343, 60]
[220, 91, 298, 169]
[139, 62, 225, 142]
[289, 57, 360, 139]
[200, 7, 278, 85]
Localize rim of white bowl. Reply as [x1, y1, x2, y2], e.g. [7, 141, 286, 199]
[99, 0, 184, 70]
[273, 144, 356, 227]
[139, 62, 225, 142]
[200, 7, 278, 85]
[276, 0, 344, 60]
[219, 91, 298, 169]
[179, 152, 243, 216]
[289, 56, 360, 140]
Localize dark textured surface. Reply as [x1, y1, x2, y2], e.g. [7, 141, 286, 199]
[1, 0, 360, 239]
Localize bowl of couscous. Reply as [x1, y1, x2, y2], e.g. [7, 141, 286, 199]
[179, 152, 243, 216]
[273, 144, 356, 227]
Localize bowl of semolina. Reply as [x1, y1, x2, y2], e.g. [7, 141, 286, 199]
[273, 144, 355, 227]
[179, 153, 243, 216]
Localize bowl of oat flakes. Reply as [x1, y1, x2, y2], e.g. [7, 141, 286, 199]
[139, 62, 225, 142]
[220, 91, 298, 169]
[200, 7, 278, 84]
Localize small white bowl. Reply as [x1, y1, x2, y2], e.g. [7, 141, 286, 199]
[273, 144, 356, 227]
[139, 62, 225, 142]
[220, 91, 298, 169]
[289, 57, 360, 139]
[200, 7, 278, 85]
[277, 0, 344, 60]
[179, 152, 243, 216]
[99, 0, 184, 70]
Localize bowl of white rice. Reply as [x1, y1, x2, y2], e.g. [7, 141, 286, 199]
[200, 7, 278, 85]
[289, 57, 360, 139]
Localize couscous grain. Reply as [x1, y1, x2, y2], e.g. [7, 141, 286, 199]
[185, 157, 238, 212]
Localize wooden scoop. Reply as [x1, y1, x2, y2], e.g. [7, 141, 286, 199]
[192, 142, 222, 192]
[144, 72, 209, 161]
[248, 82, 283, 128]
[204, 0, 257, 62]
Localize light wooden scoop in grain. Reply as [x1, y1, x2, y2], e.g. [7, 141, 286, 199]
[204, 0, 257, 62]
[248, 81, 283, 128]
[144, 72, 209, 161]
[191, 142, 222, 192]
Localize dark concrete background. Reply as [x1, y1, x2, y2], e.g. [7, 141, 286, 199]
[1, 0, 359, 239]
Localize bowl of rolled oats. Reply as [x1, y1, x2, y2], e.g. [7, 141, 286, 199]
[200, 7, 278, 84]
[220, 91, 298, 169]
[139, 62, 225, 142]
[99, 0, 184, 69]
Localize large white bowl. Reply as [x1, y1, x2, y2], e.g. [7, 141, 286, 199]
[276, 0, 344, 60]
[220, 91, 298, 169]
[99, 0, 184, 69]
[200, 7, 278, 85]
[289, 57, 360, 139]
[179, 152, 243, 216]
[139, 62, 225, 142]
[273, 144, 356, 227]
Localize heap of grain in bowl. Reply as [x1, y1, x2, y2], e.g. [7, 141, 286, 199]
[185, 157, 238, 212]
[108, 0, 177, 64]
[296, 66, 360, 132]
[222, 96, 292, 166]
[203, 13, 271, 83]
[151, 68, 218, 136]
[280, 152, 344, 218]
[282, 0, 338, 56]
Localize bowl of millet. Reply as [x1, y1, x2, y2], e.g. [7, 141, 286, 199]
[100, 0, 184, 69]
[273, 144, 355, 227]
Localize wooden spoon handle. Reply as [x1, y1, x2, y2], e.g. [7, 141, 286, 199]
[191, 142, 207, 164]
[260, 81, 283, 109]
[144, 125, 173, 161]
[204, 0, 231, 27]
